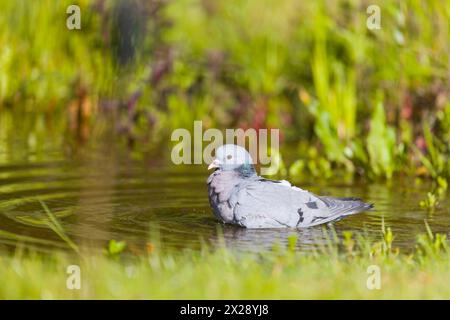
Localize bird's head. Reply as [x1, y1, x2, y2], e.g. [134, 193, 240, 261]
[208, 144, 256, 176]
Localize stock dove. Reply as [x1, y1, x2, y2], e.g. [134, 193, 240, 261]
[207, 144, 373, 228]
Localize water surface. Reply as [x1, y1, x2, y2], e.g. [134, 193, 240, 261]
[0, 140, 448, 254]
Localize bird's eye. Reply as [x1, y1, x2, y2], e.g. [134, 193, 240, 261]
[226, 154, 232, 160]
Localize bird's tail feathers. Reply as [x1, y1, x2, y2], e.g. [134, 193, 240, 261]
[305, 196, 373, 227]
[320, 196, 373, 216]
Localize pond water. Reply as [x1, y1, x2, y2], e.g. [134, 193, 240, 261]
[0, 139, 448, 254]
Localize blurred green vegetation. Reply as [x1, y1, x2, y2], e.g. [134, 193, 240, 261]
[0, 223, 449, 299]
[0, 0, 448, 180]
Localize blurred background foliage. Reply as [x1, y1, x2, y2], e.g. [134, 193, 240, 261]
[0, 0, 448, 180]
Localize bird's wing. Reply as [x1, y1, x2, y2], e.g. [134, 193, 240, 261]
[230, 179, 371, 228]
[230, 179, 320, 228]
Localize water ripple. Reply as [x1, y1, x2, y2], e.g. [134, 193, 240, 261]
[0, 157, 448, 253]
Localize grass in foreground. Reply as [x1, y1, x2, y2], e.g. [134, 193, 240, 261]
[0, 224, 448, 299]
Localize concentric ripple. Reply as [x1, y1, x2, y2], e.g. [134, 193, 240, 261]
[0, 150, 448, 253]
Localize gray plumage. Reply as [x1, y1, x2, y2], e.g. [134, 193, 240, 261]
[207, 144, 373, 229]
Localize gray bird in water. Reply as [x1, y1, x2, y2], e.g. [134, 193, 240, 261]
[207, 144, 373, 228]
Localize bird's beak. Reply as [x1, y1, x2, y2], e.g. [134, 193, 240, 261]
[208, 159, 221, 170]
